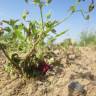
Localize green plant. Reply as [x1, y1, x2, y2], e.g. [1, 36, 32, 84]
[79, 31, 96, 46]
[0, 0, 70, 76]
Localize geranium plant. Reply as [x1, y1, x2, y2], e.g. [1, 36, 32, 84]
[0, 0, 68, 76]
[0, 0, 95, 77]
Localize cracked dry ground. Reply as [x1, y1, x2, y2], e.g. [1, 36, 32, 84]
[0, 47, 96, 96]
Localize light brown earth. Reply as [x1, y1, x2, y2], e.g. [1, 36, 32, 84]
[0, 46, 96, 96]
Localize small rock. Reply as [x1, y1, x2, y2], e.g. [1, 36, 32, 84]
[68, 54, 76, 60]
[68, 81, 87, 96]
[36, 81, 43, 86]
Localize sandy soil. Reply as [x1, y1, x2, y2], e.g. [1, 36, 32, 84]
[0, 46, 96, 96]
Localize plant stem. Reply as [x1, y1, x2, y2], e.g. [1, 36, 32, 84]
[0, 44, 20, 69]
[24, 4, 45, 61]
[39, 5, 44, 32]
[0, 46, 12, 63]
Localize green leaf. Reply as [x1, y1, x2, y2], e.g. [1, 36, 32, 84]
[10, 19, 18, 26]
[48, 30, 68, 44]
[55, 30, 68, 38]
[29, 21, 36, 33]
[46, 0, 52, 4]
[16, 30, 25, 40]
[33, 0, 40, 4]
[78, 0, 86, 2]
[70, 5, 76, 13]
[85, 15, 90, 20]
[22, 10, 29, 20]
[2, 19, 18, 26]
[4, 27, 11, 32]
[78, 0, 81, 2]
[89, 4, 94, 12]
[51, 29, 56, 34]
[46, 11, 51, 19]
[45, 20, 58, 29]
[15, 24, 25, 40]
[25, 0, 28, 3]
[2, 20, 9, 25]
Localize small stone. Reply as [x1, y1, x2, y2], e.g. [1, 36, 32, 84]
[68, 81, 87, 96]
[68, 54, 76, 60]
[36, 81, 43, 86]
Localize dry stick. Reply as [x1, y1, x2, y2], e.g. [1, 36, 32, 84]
[0, 46, 18, 66]
[0, 46, 12, 63]
[0, 45, 21, 71]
